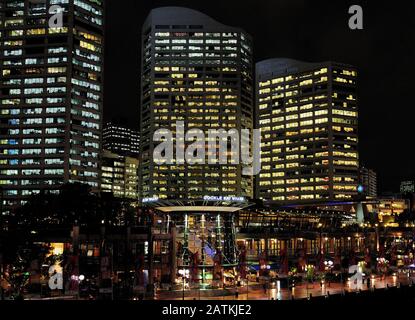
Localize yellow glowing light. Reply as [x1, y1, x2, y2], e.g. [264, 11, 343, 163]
[50, 243, 64, 256]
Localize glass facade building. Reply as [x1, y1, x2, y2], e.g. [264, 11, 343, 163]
[0, 0, 104, 211]
[140, 7, 254, 201]
[256, 58, 359, 205]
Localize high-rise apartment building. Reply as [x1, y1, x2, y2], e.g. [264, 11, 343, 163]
[102, 122, 139, 157]
[256, 58, 359, 205]
[140, 7, 254, 201]
[359, 166, 377, 198]
[0, 0, 104, 211]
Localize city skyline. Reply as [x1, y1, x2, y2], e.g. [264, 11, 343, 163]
[104, 0, 415, 193]
[1, 1, 415, 306]
[1, 1, 412, 205]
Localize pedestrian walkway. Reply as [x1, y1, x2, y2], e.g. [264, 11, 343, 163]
[159, 274, 415, 300]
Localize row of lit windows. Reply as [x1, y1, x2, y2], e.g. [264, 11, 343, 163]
[154, 44, 238, 50]
[2, 27, 68, 39]
[155, 32, 240, 37]
[269, 194, 353, 201]
[149, 187, 239, 193]
[155, 38, 237, 44]
[1, 98, 66, 105]
[258, 68, 355, 88]
[261, 151, 357, 161]
[3, 76, 67, 86]
[1, 137, 64, 145]
[2, 57, 68, 66]
[258, 78, 328, 93]
[1, 169, 64, 175]
[153, 87, 233, 93]
[0, 158, 64, 165]
[259, 184, 356, 191]
[259, 94, 328, 106]
[2, 66, 67, 76]
[154, 66, 237, 72]
[154, 80, 229, 86]
[5, 87, 66, 95]
[259, 102, 328, 112]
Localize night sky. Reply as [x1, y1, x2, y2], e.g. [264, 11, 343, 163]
[104, 0, 415, 193]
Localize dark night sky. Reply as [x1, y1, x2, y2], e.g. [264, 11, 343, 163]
[104, 0, 415, 193]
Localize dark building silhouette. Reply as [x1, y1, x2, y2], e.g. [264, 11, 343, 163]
[359, 166, 377, 198]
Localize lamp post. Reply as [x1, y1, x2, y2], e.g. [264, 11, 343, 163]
[180, 269, 189, 300]
[324, 260, 333, 288]
[324, 260, 333, 269]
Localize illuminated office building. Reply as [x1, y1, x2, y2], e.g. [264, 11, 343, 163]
[256, 59, 359, 205]
[101, 150, 139, 200]
[102, 122, 139, 157]
[140, 7, 254, 201]
[0, 0, 104, 212]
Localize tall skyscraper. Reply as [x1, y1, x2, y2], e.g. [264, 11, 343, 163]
[102, 122, 139, 157]
[359, 166, 377, 198]
[256, 58, 359, 205]
[0, 0, 104, 212]
[140, 7, 254, 201]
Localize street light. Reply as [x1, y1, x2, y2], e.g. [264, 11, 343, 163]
[324, 260, 333, 287]
[324, 260, 333, 270]
[324, 260, 333, 266]
[179, 269, 189, 300]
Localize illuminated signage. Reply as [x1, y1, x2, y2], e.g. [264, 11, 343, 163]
[142, 197, 159, 203]
[203, 195, 245, 202]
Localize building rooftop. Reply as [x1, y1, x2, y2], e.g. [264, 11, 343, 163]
[256, 58, 354, 79]
[143, 6, 250, 36]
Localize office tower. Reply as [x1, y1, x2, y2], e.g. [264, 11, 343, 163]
[140, 7, 254, 201]
[102, 122, 139, 157]
[101, 150, 139, 200]
[400, 180, 415, 194]
[0, 0, 104, 213]
[358, 166, 377, 198]
[256, 58, 359, 205]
